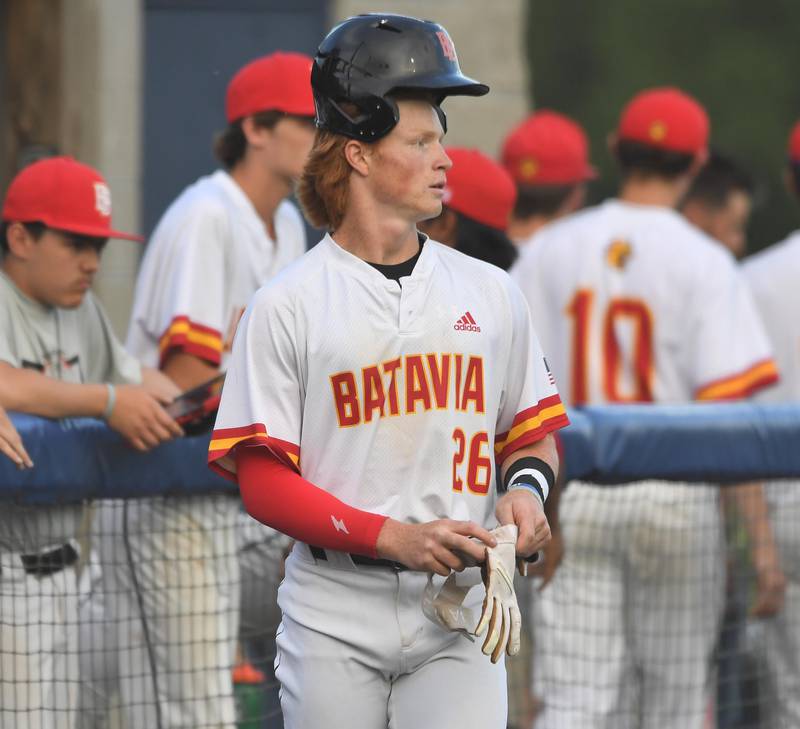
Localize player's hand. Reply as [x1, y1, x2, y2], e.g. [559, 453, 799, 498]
[751, 558, 786, 618]
[375, 518, 497, 576]
[140, 366, 181, 404]
[475, 524, 522, 662]
[495, 489, 551, 558]
[108, 385, 184, 451]
[527, 528, 564, 590]
[0, 407, 33, 469]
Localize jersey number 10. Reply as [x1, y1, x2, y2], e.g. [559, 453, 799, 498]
[567, 289, 655, 404]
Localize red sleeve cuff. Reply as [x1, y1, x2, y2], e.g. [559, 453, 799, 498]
[159, 316, 223, 368]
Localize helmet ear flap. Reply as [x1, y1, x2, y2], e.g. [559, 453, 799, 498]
[315, 94, 400, 140]
[433, 104, 448, 134]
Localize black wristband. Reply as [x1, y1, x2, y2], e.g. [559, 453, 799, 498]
[502, 456, 556, 503]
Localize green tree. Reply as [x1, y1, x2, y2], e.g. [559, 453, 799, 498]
[527, 0, 800, 251]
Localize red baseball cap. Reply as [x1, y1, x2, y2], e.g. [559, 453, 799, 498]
[501, 110, 596, 185]
[617, 87, 709, 155]
[443, 148, 517, 231]
[2, 156, 143, 241]
[788, 120, 800, 163]
[226, 52, 315, 123]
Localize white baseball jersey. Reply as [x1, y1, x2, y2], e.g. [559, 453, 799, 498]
[127, 169, 306, 368]
[742, 232, 800, 728]
[742, 230, 800, 402]
[209, 234, 568, 527]
[513, 200, 777, 729]
[510, 199, 778, 405]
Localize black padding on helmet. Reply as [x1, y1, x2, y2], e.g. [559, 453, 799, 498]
[312, 14, 489, 141]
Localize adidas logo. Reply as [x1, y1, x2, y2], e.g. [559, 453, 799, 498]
[454, 311, 481, 332]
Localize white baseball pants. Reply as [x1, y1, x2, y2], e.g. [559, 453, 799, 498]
[275, 544, 508, 729]
[532, 481, 725, 729]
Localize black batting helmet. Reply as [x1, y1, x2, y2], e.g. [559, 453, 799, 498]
[311, 14, 489, 141]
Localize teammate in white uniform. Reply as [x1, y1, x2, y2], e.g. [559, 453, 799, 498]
[678, 148, 786, 729]
[511, 88, 779, 729]
[0, 156, 180, 729]
[681, 151, 754, 260]
[99, 53, 315, 728]
[501, 111, 595, 249]
[209, 14, 567, 729]
[741, 119, 800, 728]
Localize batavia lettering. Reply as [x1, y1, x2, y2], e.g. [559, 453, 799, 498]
[330, 353, 485, 427]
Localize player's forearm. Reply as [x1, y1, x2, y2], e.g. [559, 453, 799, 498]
[161, 351, 220, 391]
[726, 482, 780, 570]
[501, 434, 559, 484]
[236, 445, 388, 558]
[0, 363, 108, 418]
[141, 366, 181, 402]
[544, 471, 562, 534]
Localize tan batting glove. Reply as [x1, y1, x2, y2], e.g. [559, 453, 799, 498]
[474, 524, 522, 663]
[422, 569, 483, 638]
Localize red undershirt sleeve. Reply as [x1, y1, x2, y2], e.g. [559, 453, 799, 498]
[235, 445, 389, 559]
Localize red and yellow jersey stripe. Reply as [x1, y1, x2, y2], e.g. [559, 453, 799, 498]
[494, 394, 569, 465]
[695, 358, 779, 402]
[208, 423, 300, 481]
[159, 316, 223, 367]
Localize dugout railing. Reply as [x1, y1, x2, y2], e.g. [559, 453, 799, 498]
[1, 406, 799, 729]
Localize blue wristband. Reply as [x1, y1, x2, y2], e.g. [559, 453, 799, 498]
[102, 384, 116, 420]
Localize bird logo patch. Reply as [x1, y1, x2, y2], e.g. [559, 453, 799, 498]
[606, 239, 633, 269]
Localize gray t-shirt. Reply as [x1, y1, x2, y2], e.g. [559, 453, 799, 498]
[0, 270, 141, 552]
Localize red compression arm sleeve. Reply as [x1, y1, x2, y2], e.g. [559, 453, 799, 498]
[235, 446, 388, 558]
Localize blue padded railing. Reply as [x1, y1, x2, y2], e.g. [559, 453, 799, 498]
[2, 404, 800, 504]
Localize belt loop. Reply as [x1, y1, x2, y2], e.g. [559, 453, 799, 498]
[307, 544, 325, 564]
[326, 550, 358, 571]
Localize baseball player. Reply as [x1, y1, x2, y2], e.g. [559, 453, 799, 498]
[0, 404, 32, 468]
[95, 52, 316, 728]
[681, 151, 755, 259]
[511, 88, 779, 729]
[0, 156, 181, 729]
[419, 146, 554, 729]
[418, 147, 518, 269]
[678, 149, 785, 728]
[208, 14, 567, 729]
[741, 119, 800, 728]
[501, 111, 596, 248]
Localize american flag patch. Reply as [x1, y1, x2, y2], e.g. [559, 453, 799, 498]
[544, 357, 556, 386]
